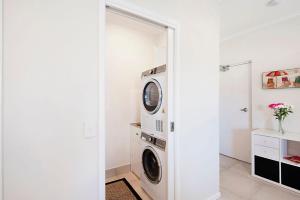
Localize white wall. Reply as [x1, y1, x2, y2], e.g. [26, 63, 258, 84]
[221, 16, 300, 133]
[176, 3, 220, 199]
[106, 1, 220, 199]
[3, 1, 99, 200]
[105, 11, 167, 170]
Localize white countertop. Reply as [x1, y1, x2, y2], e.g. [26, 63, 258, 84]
[130, 123, 141, 128]
[252, 129, 300, 142]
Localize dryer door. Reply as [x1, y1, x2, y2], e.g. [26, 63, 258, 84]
[143, 79, 162, 115]
[142, 146, 162, 184]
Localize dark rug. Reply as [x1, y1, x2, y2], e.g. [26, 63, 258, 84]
[106, 178, 142, 200]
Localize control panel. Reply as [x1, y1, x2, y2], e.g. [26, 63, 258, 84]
[141, 132, 166, 150]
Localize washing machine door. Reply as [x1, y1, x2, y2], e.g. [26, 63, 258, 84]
[143, 79, 162, 114]
[142, 146, 162, 184]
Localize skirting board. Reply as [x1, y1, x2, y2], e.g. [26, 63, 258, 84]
[206, 192, 221, 200]
[105, 164, 131, 178]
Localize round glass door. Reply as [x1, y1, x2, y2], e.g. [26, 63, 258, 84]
[142, 147, 161, 184]
[143, 79, 162, 114]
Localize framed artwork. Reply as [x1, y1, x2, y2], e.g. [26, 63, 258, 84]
[262, 68, 300, 89]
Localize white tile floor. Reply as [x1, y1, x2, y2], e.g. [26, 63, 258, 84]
[106, 155, 300, 200]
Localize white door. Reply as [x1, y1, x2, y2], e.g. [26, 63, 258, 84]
[220, 63, 251, 163]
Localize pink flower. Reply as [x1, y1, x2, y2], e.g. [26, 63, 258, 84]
[268, 103, 284, 109]
[268, 104, 276, 109]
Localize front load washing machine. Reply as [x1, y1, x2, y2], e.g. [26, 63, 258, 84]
[141, 65, 166, 138]
[140, 132, 167, 200]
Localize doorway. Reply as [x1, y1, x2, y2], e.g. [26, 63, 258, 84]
[219, 61, 252, 163]
[101, 3, 178, 200]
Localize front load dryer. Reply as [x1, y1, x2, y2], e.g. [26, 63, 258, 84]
[141, 65, 166, 138]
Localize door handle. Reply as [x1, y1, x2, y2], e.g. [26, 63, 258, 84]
[240, 108, 248, 112]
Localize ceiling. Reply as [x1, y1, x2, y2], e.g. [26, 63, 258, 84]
[220, 0, 300, 41]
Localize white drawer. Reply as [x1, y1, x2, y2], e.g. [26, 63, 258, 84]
[253, 135, 280, 149]
[254, 145, 279, 161]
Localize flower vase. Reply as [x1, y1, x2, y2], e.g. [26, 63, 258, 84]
[278, 119, 284, 134]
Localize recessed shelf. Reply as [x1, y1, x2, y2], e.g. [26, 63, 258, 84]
[281, 158, 300, 168]
[281, 162, 300, 191]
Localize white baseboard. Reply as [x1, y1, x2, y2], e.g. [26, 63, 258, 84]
[206, 192, 221, 200]
[105, 164, 131, 178]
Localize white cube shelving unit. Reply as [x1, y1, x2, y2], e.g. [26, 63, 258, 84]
[252, 129, 300, 193]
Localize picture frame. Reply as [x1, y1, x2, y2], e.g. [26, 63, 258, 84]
[262, 68, 300, 89]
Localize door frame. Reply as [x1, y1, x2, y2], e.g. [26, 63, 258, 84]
[0, 0, 3, 199]
[98, 0, 180, 199]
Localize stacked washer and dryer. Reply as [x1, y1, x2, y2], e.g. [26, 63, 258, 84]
[140, 65, 168, 200]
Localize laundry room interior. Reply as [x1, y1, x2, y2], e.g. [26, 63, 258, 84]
[105, 8, 170, 199]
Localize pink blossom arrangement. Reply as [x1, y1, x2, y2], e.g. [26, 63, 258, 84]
[268, 103, 293, 133]
[268, 103, 293, 120]
[268, 103, 284, 109]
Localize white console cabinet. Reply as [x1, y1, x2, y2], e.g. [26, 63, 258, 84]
[130, 123, 142, 178]
[252, 129, 300, 193]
